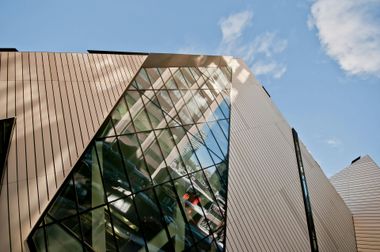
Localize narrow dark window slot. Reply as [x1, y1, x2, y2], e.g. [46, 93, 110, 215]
[351, 156, 361, 164]
[0, 48, 18, 52]
[0, 117, 16, 190]
[262, 85, 271, 98]
[292, 128, 319, 252]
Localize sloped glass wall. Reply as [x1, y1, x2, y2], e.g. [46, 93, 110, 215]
[28, 65, 231, 252]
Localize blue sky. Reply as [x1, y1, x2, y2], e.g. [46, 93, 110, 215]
[1, 0, 379, 177]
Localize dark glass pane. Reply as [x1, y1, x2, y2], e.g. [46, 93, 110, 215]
[0, 117, 15, 186]
[48, 176, 77, 221]
[118, 134, 153, 192]
[45, 222, 83, 251]
[109, 197, 147, 251]
[31, 228, 46, 252]
[74, 145, 105, 212]
[95, 138, 132, 202]
[171, 176, 210, 244]
[155, 182, 196, 250]
[134, 189, 173, 251]
[80, 205, 118, 251]
[111, 99, 133, 135]
[97, 117, 115, 137]
[204, 166, 227, 216]
[190, 171, 225, 228]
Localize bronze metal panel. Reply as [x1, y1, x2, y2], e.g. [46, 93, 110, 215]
[0, 51, 146, 251]
[331, 155, 380, 252]
[227, 58, 357, 252]
[142, 53, 232, 68]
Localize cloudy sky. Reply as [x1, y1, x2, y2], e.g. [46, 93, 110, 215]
[1, 0, 379, 177]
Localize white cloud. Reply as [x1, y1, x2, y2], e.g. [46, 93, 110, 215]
[219, 10, 253, 44]
[325, 137, 342, 148]
[309, 0, 380, 77]
[252, 61, 287, 79]
[218, 11, 288, 79]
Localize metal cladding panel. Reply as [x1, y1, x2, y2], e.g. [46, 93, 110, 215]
[226, 59, 310, 251]
[300, 142, 357, 251]
[227, 58, 357, 251]
[0, 52, 146, 251]
[331, 156, 380, 251]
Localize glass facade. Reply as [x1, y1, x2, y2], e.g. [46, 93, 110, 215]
[28, 65, 232, 251]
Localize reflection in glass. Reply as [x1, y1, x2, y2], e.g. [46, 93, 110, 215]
[28, 65, 231, 252]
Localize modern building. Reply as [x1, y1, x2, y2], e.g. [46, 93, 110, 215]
[331, 156, 380, 251]
[0, 50, 369, 251]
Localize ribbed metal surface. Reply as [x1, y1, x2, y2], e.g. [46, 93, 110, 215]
[331, 155, 380, 251]
[226, 59, 357, 251]
[300, 142, 357, 251]
[0, 52, 145, 252]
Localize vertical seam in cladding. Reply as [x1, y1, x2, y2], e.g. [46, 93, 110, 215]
[21, 53, 32, 228]
[48, 54, 65, 180]
[66, 54, 86, 150]
[28, 53, 41, 213]
[89, 54, 108, 117]
[94, 54, 112, 112]
[49, 54, 67, 177]
[69, 54, 91, 141]
[41, 53, 58, 190]
[103, 54, 118, 101]
[63, 53, 83, 154]
[59, 53, 79, 159]
[13, 54, 23, 252]
[5, 52, 12, 252]
[71, 54, 92, 135]
[97, 54, 114, 107]
[80, 54, 101, 128]
[82, 54, 103, 125]
[54, 53, 73, 167]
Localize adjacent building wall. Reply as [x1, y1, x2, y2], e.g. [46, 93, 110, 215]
[331, 155, 380, 251]
[0, 52, 146, 251]
[226, 58, 357, 251]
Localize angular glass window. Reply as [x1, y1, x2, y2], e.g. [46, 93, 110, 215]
[28, 65, 232, 252]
